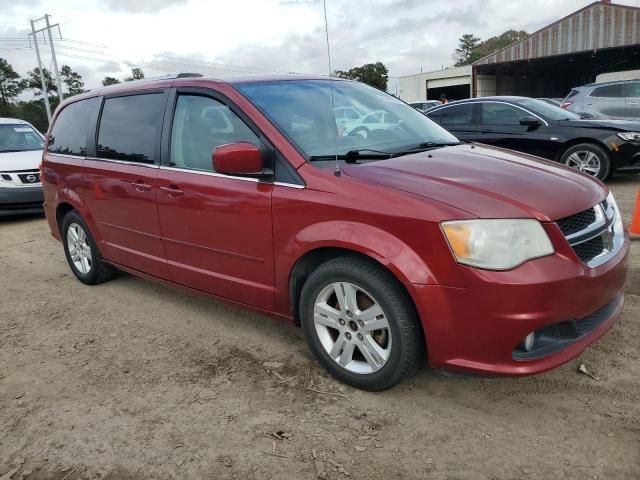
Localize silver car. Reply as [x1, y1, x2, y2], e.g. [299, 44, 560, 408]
[561, 80, 640, 119]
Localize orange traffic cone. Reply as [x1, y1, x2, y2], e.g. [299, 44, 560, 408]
[630, 190, 640, 241]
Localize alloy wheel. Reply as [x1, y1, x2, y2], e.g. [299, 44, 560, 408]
[67, 222, 93, 274]
[313, 282, 392, 374]
[565, 150, 601, 177]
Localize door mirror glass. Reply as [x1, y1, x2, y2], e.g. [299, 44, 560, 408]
[213, 142, 265, 176]
[520, 116, 541, 127]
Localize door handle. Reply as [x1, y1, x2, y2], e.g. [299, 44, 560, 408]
[480, 129, 493, 134]
[160, 185, 184, 196]
[130, 180, 152, 191]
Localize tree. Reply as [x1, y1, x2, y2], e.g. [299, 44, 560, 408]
[453, 30, 529, 66]
[124, 67, 145, 81]
[60, 65, 84, 96]
[334, 62, 389, 91]
[454, 34, 481, 66]
[25, 67, 57, 96]
[0, 58, 26, 104]
[473, 30, 528, 59]
[102, 76, 121, 86]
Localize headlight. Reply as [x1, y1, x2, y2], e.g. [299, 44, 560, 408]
[441, 219, 554, 270]
[617, 132, 640, 142]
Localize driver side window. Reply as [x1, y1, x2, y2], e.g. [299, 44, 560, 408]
[170, 95, 259, 172]
[481, 103, 528, 125]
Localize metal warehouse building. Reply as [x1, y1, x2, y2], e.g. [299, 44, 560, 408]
[398, 0, 640, 102]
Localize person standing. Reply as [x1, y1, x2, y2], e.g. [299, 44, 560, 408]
[439, 93, 448, 104]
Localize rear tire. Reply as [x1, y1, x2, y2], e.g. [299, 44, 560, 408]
[299, 256, 423, 391]
[62, 210, 116, 285]
[560, 143, 611, 181]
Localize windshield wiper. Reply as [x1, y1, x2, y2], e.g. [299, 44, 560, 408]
[389, 141, 462, 158]
[308, 148, 394, 163]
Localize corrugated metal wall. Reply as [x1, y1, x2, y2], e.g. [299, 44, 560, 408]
[474, 1, 640, 66]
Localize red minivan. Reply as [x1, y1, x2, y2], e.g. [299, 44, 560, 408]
[42, 74, 629, 390]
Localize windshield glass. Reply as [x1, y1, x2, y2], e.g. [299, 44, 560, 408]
[0, 124, 44, 153]
[517, 98, 581, 121]
[237, 80, 459, 159]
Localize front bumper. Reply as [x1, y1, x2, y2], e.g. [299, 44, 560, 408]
[410, 233, 629, 376]
[611, 141, 640, 170]
[0, 186, 44, 217]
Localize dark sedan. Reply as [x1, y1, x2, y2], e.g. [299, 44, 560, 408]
[426, 96, 640, 180]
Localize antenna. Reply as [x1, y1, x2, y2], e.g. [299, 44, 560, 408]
[322, 0, 341, 177]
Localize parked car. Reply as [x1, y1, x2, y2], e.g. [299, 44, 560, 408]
[333, 106, 364, 132]
[409, 100, 441, 113]
[538, 98, 563, 107]
[343, 109, 402, 138]
[427, 96, 640, 180]
[42, 75, 628, 391]
[561, 79, 640, 119]
[0, 117, 45, 216]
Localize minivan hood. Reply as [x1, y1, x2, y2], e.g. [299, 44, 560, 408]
[0, 149, 43, 171]
[341, 144, 605, 221]
[559, 118, 640, 131]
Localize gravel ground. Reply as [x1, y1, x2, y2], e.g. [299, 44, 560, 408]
[1, 174, 639, 480]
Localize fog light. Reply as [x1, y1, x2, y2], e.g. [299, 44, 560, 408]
[522, 332, 535, 352]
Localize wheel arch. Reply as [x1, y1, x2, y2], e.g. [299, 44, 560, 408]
[288, 246, 421, 334]
[555, 138, 611, 162]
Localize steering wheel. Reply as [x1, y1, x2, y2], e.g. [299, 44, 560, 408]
[348, 126, 370, 139]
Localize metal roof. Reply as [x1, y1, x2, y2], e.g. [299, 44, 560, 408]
[473, 1, 640, 66]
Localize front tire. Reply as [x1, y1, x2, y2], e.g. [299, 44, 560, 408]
[62, 211, 116, 285]
[299, 256, 423, 391]
[560, 143, 611, 180]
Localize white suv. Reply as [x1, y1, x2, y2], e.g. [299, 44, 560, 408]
[0, 118, 45, 216]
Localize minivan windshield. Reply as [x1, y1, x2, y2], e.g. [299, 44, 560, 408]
[0, 124, 44, 153]
[237, 80, 460, 161]
[518, 98, 581, 121]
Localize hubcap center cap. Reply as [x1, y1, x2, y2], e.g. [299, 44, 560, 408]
[348, 320, 359, 332]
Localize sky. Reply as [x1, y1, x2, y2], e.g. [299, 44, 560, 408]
[0, 0, 637, 95]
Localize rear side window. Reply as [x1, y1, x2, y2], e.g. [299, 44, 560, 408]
[48, 97, 99, 156]
[440, 104, 474, 125]
[97, 93, 165, 164]
[590, 84, 623, 98]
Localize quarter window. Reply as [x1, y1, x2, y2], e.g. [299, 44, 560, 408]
[170, 95, 259, 172]
[48, 97, 99, 156]
[97, 93, 165, 164]
[481, 103, 528, 125]
[440, 104, 474, 125]
[590, 84, 623, 98]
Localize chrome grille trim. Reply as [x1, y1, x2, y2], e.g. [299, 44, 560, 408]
[557, 199, 623, 268]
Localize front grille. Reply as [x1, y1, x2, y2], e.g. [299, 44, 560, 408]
[556, 199, 621, 268]
[573, 235, 605, 263]
[17, 173, 40, 184]
[556, 208, 596, 236]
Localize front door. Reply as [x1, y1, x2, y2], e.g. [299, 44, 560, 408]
[156, 91, 275, 310]
[477, 102, 553, 159]
[625, 81, 640, 119]
[82, 92, 170, 279]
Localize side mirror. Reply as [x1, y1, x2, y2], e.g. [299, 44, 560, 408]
[213, 142, 267, 176]
[520, 116, 541, 127]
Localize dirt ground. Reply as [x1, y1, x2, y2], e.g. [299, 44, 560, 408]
[1, 174, 639, 480]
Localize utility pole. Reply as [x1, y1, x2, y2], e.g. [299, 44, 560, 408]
[44, 14, 64, 101]
[28, 15, 64, 123]
[29, 19, 52, 122]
